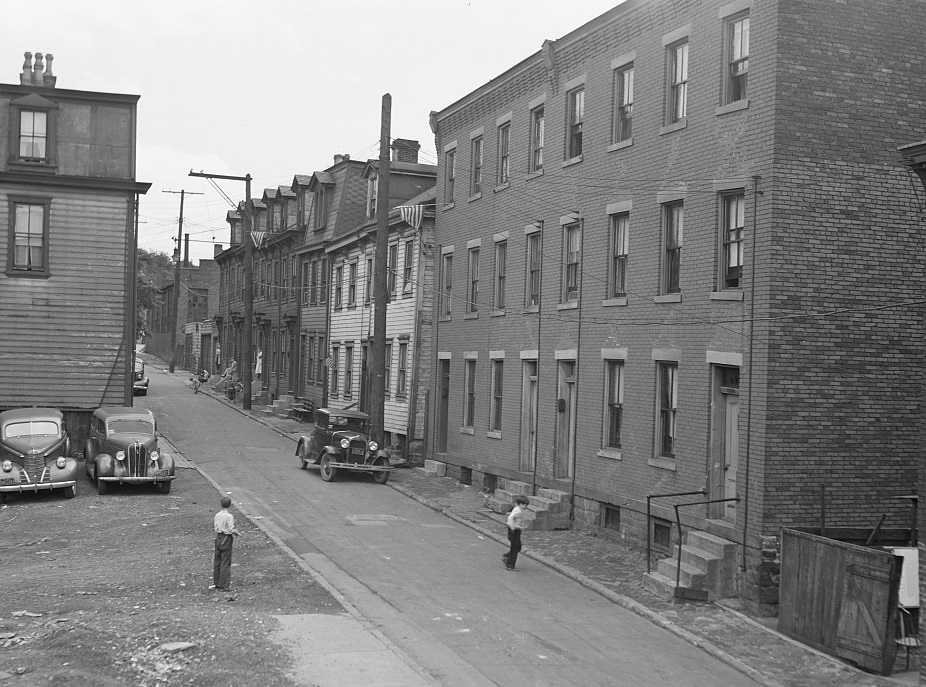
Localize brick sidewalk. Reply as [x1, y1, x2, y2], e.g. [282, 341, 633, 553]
[177, 369, 915, 687]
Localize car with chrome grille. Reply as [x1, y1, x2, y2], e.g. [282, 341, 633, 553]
[296, 408, 391, 483]
[133, 359, 149, 396]
[84, 407, 175, 494]
[0, 407, 77, 502]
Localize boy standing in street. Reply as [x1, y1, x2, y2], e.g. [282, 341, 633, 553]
[502, 496, 529, 570]
[211, 496, 240, 590]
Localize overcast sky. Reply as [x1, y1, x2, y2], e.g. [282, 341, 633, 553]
[4, 1, 623, 263]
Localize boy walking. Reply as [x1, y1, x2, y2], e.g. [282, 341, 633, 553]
[502, 496, 529, 570]
[211, 496, 240, 590]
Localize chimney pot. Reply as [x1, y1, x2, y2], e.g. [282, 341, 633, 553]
[20, 52, 32, 86]
[43, 53, 56, 87]
[32, 53, 44, 86]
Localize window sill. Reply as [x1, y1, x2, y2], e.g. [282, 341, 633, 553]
[607, 138, 633, 152]
[710, 290, 744, 301]
[486, 431, 502, 440]
[439, 315, 452, 322]
[347, 304, 357, 310]
[561, 155, 583, 168]
[526, 169, 544, 181]
[460, 426, 475, 436]
[525, 304, 539, 314]
[597, 447, 622, 460]
[649, 456, 677, 471]
[468, 192, 483, 202]
[715, 99, 750, 116]
[442, 202, 455, 211]
[494, 182, 510, 193]
[464, 312, 478, 320]
[659, 118, 688, 136]
[654, 293, 682, 303]
[602, 297, 628, 307]
[491, 309, 506, 317]
[8, 159, 57, 174]
[7, 269, 50, 279]
[556, 301, 578, 311]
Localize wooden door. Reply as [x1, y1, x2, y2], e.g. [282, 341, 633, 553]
[437, 360, 449, 453]
[835, 560, 900, 674]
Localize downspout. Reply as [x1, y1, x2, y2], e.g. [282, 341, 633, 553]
[530, 220, 544, 494]
[407, 219, 427, 464]
[742, 175, 762, 570]
[569, 215, 584, 521]
[430, 243, 443, 462]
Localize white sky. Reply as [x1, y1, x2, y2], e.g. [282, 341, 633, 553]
[4, 0, 623, 263]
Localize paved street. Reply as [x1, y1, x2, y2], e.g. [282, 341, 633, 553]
[140, 359, 917, 687]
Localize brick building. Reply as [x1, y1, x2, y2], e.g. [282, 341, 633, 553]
[428, 0, 925, 613]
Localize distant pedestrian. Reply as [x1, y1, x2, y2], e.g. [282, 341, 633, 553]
[502, 496, 529, 570]
[211, 496, 240, 590]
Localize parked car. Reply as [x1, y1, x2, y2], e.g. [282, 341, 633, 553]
[85, 407, 174, 494]
[295, 408, 391, 483]
[133, 359, 149, 396]
[0, 407, 77, 500]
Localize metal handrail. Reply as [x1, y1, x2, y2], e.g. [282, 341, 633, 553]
[673, 498, 741, 595]
[646, 489, 705, 573]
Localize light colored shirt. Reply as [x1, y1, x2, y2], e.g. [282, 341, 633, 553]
[507, 504, 527, 530]
[214, 509, 236, 535]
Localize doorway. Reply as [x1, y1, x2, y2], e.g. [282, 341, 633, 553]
[437, 359, 450, 453]
[709, 365, 740, 522]
[520, 360, 538, 472]
[554, 359, 576, 479]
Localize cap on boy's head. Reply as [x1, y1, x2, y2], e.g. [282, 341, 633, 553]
[516, 496, 529, 505]
[220, 496, 232, 508]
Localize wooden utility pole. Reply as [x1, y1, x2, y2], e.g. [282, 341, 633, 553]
[188, 171, 253, 409]
[370, 94, 391, 443]
[164, 189, 202, 373]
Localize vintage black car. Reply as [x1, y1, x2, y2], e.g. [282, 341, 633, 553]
[85, 407, 175, 494]
[296, 408, 391, 483]
[0, 407, 77, 500]
[133, 359, 149, 396]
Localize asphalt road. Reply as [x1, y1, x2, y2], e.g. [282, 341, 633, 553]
[141, 366, 757, 687]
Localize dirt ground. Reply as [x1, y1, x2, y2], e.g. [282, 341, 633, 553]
[0, 464, 341, 686]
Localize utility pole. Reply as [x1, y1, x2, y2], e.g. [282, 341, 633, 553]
[189, 171, 253, 410]
[370, 94, 391, 444]
[163, 189, 202, 373]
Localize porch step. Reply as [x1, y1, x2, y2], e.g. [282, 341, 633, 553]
[642, 531, 739, 602]
[488, 480, 570, 531]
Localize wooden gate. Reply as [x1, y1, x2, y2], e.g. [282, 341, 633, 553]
[779, 528, 901, 675]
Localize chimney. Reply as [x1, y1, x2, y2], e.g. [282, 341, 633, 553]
[20, 52, 32, 85]
[43, 54, 56, 87]
[32, 53, 44, 86]
[20, 52, 56, 87]
[392, 139, 420, 164]
[333, 153, 350, 165]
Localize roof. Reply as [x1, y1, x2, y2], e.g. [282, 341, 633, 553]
[317, 407, 370, 419]
[0, 407, 64, 423]
[91, 407, 156, 422]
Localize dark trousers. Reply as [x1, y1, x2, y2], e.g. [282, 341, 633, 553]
[505, 527, 522, 567]
[213, 533, 233, 589]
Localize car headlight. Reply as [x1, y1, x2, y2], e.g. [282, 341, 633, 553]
[115, 451, 125, 461]
[1, 460, 11, 472]
[368, 441, 378, 451]
[339, 438, 350, 449]
[55, 457, 67, 469]
[150, 451, 159, 462]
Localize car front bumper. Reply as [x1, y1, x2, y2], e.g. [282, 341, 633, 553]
[0, 479, 77, 493]
[99, 474, 174, 484]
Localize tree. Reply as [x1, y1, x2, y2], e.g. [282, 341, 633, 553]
[136, 248, 174, 341]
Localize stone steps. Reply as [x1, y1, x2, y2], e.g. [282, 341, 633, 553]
[642, 530, 738, 602]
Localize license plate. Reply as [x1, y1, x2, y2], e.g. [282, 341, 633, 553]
[350, 448, 365, 455]
[0, 478, 15, 485]
[158, 470, 171, 477]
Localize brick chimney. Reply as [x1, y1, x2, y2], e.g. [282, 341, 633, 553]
[392, 139, 420, 164]
[20, 52, 56, 87]
[333, 153, 350, 165]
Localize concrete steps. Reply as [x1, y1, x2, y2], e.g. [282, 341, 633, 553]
[641, 530, 738, 602]
[262, 393, 296, 418]
[487, 479, 570, 531]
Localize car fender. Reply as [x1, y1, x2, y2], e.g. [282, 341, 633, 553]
[321, 446, 344, 459]
[96, 453, 115, 477]
[372, 448, 391, 462]
[159, 453, 175, 476]
[0, 463, 24, 481]
[51, 456, 79, 480]
[295, 436, 310, 458]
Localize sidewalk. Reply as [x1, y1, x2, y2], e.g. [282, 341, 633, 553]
[170, 365, 918, 687]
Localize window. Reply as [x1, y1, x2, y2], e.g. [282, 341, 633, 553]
[464, 359, 476, 427]
[497, 123, 510, 185]
[562, 223, 581, 302]
[471, 136, 483, 195]
[367, 175, 378, 219]
[604, 361, 624, 448]
[387, 243, 397, 298]
[526, 232, 541, 307]
[494, 240, 507, 310]
[319, 259, 328, 304]
[722, 193, 745, 288]
[19, 111, 48, 161]
[490, 359, 504, 431]
[441, 253, 453, 317]
[467, 247, 480, 313]
[384, 343, 393, 397]
[344, 346, 353, 398]
[724, 14, 750, 104]
[331, 346, 340, 396]
[307, 336, 315, 383]
[348, 262, 357, 305]
[402, 239, 414, 294]
[397, 342, 408, 396]
[314, 186, 329, 228]
[566, 87, 584, 159]
[365, 257, 373, 304]
[310, 260, 318, 304]
[657, 362, 678, 458]
[334, 265, 343, 307]
[609, 214, 629, 298]
[663, 203, 683, 294]
[529, 106, 545, 173]
[612, 65, 634, 143]
[9, 200, 49, 275]
[317, 336, 326, 382]
[667, 41, 689, 124]
[444, 149, 456, 203]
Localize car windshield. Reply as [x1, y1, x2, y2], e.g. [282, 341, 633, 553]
[328, 416, 369, 433]
[4, 420, 59, 438]
[108, 419, 154, 435]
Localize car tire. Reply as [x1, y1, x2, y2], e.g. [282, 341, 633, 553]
[158, 481, 171, 495]
[97, 477, 108, 495]
[372, 458, 390, 484]
[298, 445, 308, 470]
[84, 441, 96, 478]
[320, 455, 337, 482]
[63, 485, 76, 499]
